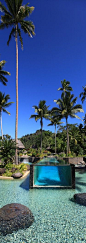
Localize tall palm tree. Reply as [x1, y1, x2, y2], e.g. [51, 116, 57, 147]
[83, 114, 86, 126]
[30, 100, 49, 152]
[54, 92, 84, 156]
[58, 79, 73, 97]
[0, 60, 10, 86]
[79, 85, 86, 103]
[0, 0, 35, 164]
[48, 113, 63, 154]
[0, 92, 13, 139]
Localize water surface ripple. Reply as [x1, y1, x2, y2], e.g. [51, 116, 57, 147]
[0, 171, 86, 243]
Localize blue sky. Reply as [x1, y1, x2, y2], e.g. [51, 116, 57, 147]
[0, 0, 86, 138]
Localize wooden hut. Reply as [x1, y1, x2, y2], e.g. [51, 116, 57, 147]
[16, 140, 25, 150]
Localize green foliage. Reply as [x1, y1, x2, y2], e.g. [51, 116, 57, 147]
[0, 137, 16, 165]
[30, 100, 50, 151]
[30, 100, 50, 125]
[3, 170, 12, 177]
[0, 1, 35, 49]
[57, 79, 73, 93]
[58, 159, 66, 164]
[5, 162, 14, 170]
[0, 92, 14, 139]
[0, 60, 10, 86]
[79, 85, 86, 103]
[0, 163, 28, 177]
[32, 152, 36, 156]
[54, 80, 84, 156]
[58, 153, 66, 157]
[19, 163, 27, 172]
[20, 130, 53, 150]
[20, 124, 86, 157]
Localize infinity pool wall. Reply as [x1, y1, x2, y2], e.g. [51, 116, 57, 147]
[30, 164, 75, 188]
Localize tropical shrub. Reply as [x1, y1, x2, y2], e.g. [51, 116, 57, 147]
[58, 153, 66, 157]
[0, 137, 16, 165]
[2, 163, 28, 177]
[19, 163, 27, 172]
[3, 170, 12, 177]
[32, 151, 37, 157]
[5, 162, 14, 170]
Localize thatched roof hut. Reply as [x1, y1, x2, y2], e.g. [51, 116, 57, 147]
[46, 146, 51, 150]
[13, 139, 25, 149]
[17, 140, 25, 149]
[20, 154, 29, 158]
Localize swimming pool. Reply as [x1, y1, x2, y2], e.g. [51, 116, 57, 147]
[0, 171, 86, 242]
[30, 157, 75, 188]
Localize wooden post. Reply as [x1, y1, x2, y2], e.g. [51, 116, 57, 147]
[30, 165, 33, 189]
[70, 164, 75, 189]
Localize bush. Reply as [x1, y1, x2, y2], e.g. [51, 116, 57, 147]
[58, 152, 66, 157]
[47, 151, 51, 155]
[19, 163, 27, 172]
[3, 170, 12, 177]
[5, 163, 14, 170]
[0, 162, 28, 177]
[0, 137, 16, 165]
[32, 152, 36, 157]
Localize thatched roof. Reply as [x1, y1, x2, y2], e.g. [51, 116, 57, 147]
[17, 140, 25, 149]
[20, 154, 29, 158]
[46, 146, 51, 150]
[13, 139, 25, 149]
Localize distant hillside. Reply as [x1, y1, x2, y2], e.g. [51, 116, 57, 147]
[20, 130, 54, 150]
[19, 124, 86, 156]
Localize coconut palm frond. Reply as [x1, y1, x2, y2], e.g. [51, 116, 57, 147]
[7, 27, 16, 46]
[70, 114, 81, 119]
[3, 101, 14, 107]
[57, 87, 63, 91]
[58, 79, 73, 93]
[0, 2, 11, 15]
[4, 0, 15, 16]
[20, 20, 35, 37]
[53, 89, 83, 156]
[0, 92, 13, 138]
[47, 122, 54, 126]
[0, 60, 10, 85]
[18, 4, 34, 19]
[3, 108, 10, 115]
[0, 70, 10, 76]
[0, 1, 35, 43]
[79, 85, 86, 103]
[30, 100, 50, 151]
[0, 60, 6, 67]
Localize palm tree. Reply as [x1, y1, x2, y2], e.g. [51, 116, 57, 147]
[48, 113, 63, 154]
[54, 92, 84, 156]
[83, 114, 86, 126]
[0, 92, 14, 139]
[0, 60, 10, 86]
[30, 100, 49, 152]
[79, 85, 86, 103]
[0, 137, 16, 165]
[0, 0, 35, 164]
[58, 79, 73, 97]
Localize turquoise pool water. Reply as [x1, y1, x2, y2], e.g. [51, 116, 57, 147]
[0, 171, 86, 242]
[34, 165, 71, 186]
[38, 157, 59, 164]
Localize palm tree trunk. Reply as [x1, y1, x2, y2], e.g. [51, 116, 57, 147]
[68, 135, 70, 153]
[15, 24, 18, 165]
[55, 124, 56, 154]
[0, 111, 3, 139]
[40, 117, 42, 152]
[66, 117, 69, 156]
